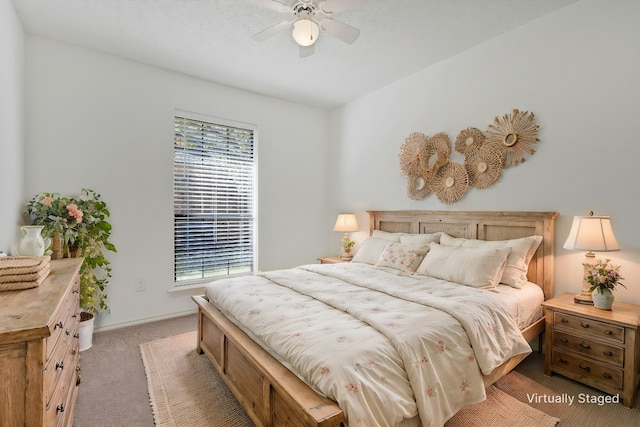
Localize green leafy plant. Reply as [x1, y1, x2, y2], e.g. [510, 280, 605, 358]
[27, 188, 116, 313]
[587, 258, 626, 294]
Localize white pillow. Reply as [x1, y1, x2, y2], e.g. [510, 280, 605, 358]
[415, 243, 512, 289]
[439, 233, 542, 288]
[351, 237, 389, 265]
[400, 232, 441, 245]
[371, 230, 403, 242]
[375, 242, 430, 274]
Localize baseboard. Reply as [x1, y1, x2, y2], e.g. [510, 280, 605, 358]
[93, 308, 198, 333]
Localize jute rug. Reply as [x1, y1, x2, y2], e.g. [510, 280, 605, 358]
[140, 332, 558, 427]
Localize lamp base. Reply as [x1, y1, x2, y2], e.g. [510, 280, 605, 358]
[574, 292, 594, 305]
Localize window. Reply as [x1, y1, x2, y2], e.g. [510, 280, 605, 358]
[173, 115, 256, 285]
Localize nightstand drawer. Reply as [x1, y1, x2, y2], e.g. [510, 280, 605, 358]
[553, 330, 624, 367]
[554, 312, 624, 343]
[552, 350, 623, 390]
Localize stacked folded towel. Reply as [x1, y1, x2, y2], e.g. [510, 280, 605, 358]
[0, 256, 51, 291]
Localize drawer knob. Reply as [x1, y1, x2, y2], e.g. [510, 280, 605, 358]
[559, 358, 568, 364]
[604, 330, 612, 335]
[604, 351, 613, 356]
[560, 338, 568, 344]
[579, 364, 591, 372]
[74, 333, 80, 339]
[54, 321, 64, 330]
[56, 361, 64, 370]
[580, 322, 590, 328]
[579, 342, 591, 349]
[603, 372, 612, 379]
[560, 318, 569, 324]
[56, 404, 65, 414]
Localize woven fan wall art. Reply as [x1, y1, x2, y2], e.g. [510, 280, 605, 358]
[398, 108, 540, 203]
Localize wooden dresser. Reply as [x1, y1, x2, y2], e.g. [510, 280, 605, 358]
[543, 293, 640, 407]
[0, 258, 83, 427]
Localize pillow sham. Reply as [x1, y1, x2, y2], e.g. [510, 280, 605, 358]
[415, 243, 512, 289]
[375, 242, 430, 274]
[439, 233, 542, 288]
[400, 232, 441, 245]
[351, 237, 390, 265]
[371, 230, 403, 242]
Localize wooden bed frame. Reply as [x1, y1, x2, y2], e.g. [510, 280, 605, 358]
[193, 210, 558, 427]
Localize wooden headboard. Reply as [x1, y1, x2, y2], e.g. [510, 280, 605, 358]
[368, 210, 558, 300]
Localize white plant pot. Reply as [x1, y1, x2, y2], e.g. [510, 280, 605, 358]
[79, 312, 95, 351]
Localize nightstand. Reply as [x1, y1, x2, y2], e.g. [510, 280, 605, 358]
[543, 293, 640, 407]
[318, 256, 349, 264]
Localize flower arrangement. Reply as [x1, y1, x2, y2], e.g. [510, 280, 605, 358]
[587, 259, 626, 294]
[26, 189, 116, 313]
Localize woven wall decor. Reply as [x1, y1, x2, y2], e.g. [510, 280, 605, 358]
[464, 145, 503, 189]
[399, 132, 429, 177]
[486, 109, 540, 166]
[454, 127, 485, 156]
[431, 162, 468, 205]
[399, 108, 540, 204]
[406, 175, 431, 200]
[424, 132, 451, 178]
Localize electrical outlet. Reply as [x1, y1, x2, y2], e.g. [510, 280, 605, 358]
[135, 279, 146, 292]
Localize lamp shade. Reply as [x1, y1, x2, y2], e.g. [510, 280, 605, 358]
[333, 214, 359, 233]
[563, 215, 619, 252]
[292, 19, 319, 47]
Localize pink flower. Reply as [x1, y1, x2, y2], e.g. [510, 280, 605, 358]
[66, 203, 83, 223]
[42, 196, 54, 207]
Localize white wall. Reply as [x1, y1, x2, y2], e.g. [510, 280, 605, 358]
[329, 0, 640, 304]
[0, 0, 25, 254]
[24, 37, 331, 329]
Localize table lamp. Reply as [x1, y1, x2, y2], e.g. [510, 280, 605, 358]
[563, 211, 619, 304]
[333, 213, 359, 260]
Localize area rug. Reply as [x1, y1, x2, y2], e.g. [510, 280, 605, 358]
[140, 331, 558, 427]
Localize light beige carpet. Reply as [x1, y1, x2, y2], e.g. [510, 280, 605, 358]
[140, 332, 558, 427]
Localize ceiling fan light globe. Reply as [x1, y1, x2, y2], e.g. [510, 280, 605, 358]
[292, 19, 319, 47]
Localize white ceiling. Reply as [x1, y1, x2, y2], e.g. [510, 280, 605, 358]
[11, 0, 577, 110]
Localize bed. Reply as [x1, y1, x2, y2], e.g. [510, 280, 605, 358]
[192, 210, 558, 427]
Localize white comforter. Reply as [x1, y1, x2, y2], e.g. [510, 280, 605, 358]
[204, 263, 531, 427]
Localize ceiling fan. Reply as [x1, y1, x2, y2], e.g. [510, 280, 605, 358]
[251, 0, 367, 57]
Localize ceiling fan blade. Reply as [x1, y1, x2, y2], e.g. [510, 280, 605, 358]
[320, 18, 360, 44]
[299, 44, 315, 57]
[320, 0, 367, 14]
[252, 20, 294, 42]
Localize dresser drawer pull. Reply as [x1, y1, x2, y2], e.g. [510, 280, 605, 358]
[603, 372, 612, 379]
[579, 342, 591, 349]
[56, 361, 64, 370]
[604, 330, 612, 335]
[560, 318, 569, 324]
[579, 364, 591, 372]
[559, 358, 568, 364]
[560, 338, 568, 344]
[74, 333, 80, 339]
[73, 289, 79, 294]
[580, 322, 590, 328]
[55, 321, 64, 330]
[56, 404, 65, 414]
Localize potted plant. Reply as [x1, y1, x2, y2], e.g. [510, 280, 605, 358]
[587, 258, 625, 310]
[27, 189, 117, 349]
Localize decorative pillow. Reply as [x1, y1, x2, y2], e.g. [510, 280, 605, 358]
[375, 243, 430, 274]
[439, 233, 542, 288]
[415, 243, 512, 289]
[400, 232, 441, 245]
[351, 237, 390, 265]
[371, 230, 404, 242]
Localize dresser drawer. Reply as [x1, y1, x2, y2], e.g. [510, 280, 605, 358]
[554, 311, 624, 343]
[552, 350, 623, 389]
[553, 330, 624, 367]
[45, 282, 80, 360]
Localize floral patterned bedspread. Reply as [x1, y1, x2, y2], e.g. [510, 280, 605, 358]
[204, 263, 531, 427]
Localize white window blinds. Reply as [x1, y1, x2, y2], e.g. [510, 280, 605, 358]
[174, 115, 255, 285]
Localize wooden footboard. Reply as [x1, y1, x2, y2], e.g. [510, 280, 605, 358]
[192, 295, 344, 427]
